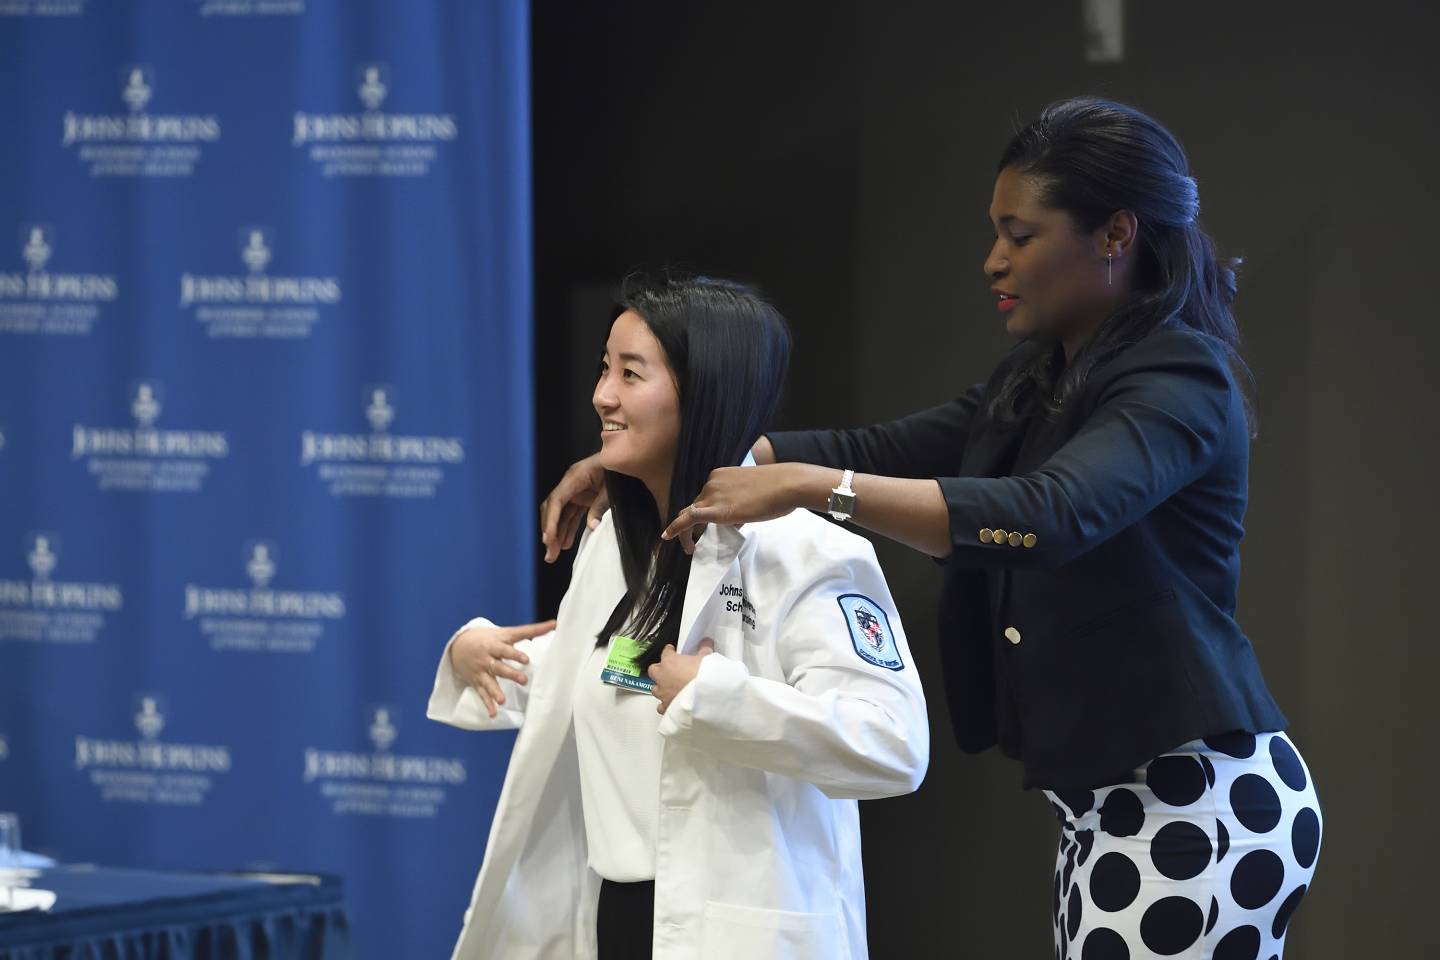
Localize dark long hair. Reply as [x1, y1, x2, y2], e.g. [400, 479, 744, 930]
[990, 97, 1257, 436]
[596, 273, 791, 667]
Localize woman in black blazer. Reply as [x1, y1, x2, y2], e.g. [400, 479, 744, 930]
[543, 98, 1320, 958]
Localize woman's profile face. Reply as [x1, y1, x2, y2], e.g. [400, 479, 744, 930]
[984, 167, 1115, 343]
[592, 310, 682, 486]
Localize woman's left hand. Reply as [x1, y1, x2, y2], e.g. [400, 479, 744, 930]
[661, 463, 826, 553]
[647, 640, 716, 715]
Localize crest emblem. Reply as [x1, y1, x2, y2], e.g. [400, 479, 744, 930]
[27, 533, 58, 580]
[837, 594, 904, 671]
[357, 64, 388, 111]
[369, 707, 397, 752]
[134, 695, 166, 740]
[22, 225, 51, 272]
[122, 66, 154, 113]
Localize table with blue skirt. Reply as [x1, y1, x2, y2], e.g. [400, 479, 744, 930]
[0, 865, 349, 960]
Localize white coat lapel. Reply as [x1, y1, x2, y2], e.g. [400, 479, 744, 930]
[676, 523, 746, 655]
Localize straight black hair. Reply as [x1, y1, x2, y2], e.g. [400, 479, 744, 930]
[596, 273, 791, 667]
[990, 96, 1257, 436]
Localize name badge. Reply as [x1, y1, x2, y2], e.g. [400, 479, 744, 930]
[600, 635, 655, 693]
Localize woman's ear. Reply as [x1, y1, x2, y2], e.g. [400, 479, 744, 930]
[1100, 209, 1139, 258]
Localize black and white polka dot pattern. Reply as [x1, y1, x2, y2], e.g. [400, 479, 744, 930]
[1043, 732, 1320, 959]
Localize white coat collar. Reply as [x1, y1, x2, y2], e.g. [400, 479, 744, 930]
[673, 451, 757, 652]
[677, 522, 745, 654]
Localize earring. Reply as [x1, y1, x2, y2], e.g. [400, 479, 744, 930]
[1107, 250, 1114, 286]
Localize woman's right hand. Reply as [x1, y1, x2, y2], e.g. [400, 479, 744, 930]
[450, 620, 556, 718]
[539, 453, 608, 563]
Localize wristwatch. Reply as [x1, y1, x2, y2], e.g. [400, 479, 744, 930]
[827, 469, 857, 522]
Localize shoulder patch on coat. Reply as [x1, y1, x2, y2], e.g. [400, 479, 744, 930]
[837, 594, 904, 671]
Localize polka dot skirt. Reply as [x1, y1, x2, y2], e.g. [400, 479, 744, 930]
[1042, 731, 1321, 959]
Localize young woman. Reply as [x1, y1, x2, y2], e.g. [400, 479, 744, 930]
[543, 100, 1322, 958]
[429, 275, 928, 960]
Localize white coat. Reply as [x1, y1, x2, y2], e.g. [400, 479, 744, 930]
[427, 506, 929, 960]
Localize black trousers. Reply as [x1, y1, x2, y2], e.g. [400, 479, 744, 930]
[597, 879, 655, 960]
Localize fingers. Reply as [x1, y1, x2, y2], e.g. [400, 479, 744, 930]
[660, 504, 706, 542]
[660, 504, 706, 556]
[697, 638, 716, 656]
[648, 644, 676, 673]
[646, 660, 665, 714]
[540, 457, 606, 561]
[475, 670, 506, 715]
[539, 493, 566, 560]
[488, 660, 528, 686]
[547, 501, 593, 562]
[587, 486, 610, 529]
[493, 645, 530, 666]
[505, 619, 556, 643]
[558, 503, 585, 553]
[543, 513, 567, 564]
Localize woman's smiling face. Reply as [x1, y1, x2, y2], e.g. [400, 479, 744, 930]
[592, 310, 682, 489]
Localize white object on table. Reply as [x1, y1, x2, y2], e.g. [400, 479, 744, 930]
[0, 885, 57, 913]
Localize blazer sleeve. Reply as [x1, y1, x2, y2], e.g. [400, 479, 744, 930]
[937, 334, 1236, 569]
[657, 527, 929, 800]
[767, 383, 985, 479]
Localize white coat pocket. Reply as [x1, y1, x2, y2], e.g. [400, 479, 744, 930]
[699, 900, 846, 960]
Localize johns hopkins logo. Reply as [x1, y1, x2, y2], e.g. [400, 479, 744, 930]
[60, 65, 221, 177]
[183, 539, 344, 653]
[245, 541, 277, 588]
[133, 694, 166, 740]
[240, 228, 272, 275]
[299, 389, 465, 497]
[73, 695, 232, 806]
[131, 380, 162, 428]
[178, 226, 340, 339]
[365, 386, 396, 433]
[1, 223, 119, 335]
[122, 66, 154, 113]
[302, 706, 467, 818]
[69, 381, 230, 491]
[292, 62, 458, 146]
[26, 532, 58, 580]
[292, 64, 456, 177]
[358, 64, 389, 111]
[368, 707, 397, 752]
[0, 533, 123, 641]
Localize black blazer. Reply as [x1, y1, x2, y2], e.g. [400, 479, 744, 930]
[769, 322, 1286, 791]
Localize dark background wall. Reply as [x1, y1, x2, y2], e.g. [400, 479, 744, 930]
[530, 2, 1440, 955]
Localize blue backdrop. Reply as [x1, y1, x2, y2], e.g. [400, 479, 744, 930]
[0, 2, 532, 957]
